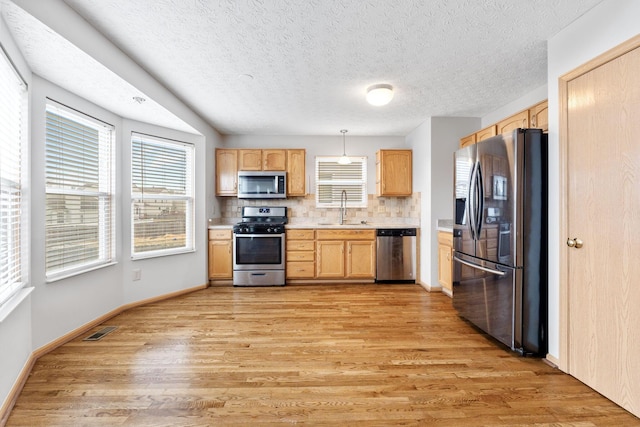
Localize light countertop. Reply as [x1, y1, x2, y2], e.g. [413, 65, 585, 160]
[437, 219, 454, 233]
[207, 222, 419, 230]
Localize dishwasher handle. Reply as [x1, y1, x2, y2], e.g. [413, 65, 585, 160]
[376, 228, 417, 237]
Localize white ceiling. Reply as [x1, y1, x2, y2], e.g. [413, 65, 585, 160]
[4, 0, 602, 136]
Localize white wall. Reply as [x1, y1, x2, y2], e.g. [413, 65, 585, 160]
[120, 119, 208, 304]
[546, 0, 640, 362]
[1, 0, 222, 412]
[406, 117, 479, 288]
[481, 84, 548, 128]
[29, 77, 126, 349]
[0, 5, 34, 409]
[223, 134, 407, 195]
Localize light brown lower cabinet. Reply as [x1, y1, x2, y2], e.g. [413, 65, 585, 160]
[437, 231, 453, 296]
[208, 229, 233, 280]
[286, 229, 315, 279]
[315, 229, 376, 280]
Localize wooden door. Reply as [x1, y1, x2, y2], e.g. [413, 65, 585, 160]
[563, 41, 640, 417]
[316, 240, 344, 278]
[475, 125, 497, 142]
[377, 150, 412, 196]
[238, 149, 262, 170]
[529, 100, 548, 132]
[496, 110, 528, 135]
[208, 239, 232, 279]
[263, 149, 286, 171]
[346, 240, 375, 279]
[215, 149, 238, 196]
[286, 149, 306, 196]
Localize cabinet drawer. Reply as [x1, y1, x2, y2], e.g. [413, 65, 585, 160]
[286, 261, 315, 278]
[209, 229, 232, 240]
[437, 231, 453, 246]
[287, 240, 315, 251]
[316, 229, 376, 241]
[287, 251, 315, 262]
[287, 229, 315, 240]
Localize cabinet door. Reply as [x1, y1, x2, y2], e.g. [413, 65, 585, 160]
[316, 240, 344, 278]
[497, 110, 529, 135]
[263, 149, 286, 171]
[346, 240, 376, 279]
[208, 240, 232, 279]
[460, 133, 476, 148]
[215, 149, 238, 196]
[476, 125, 497, 142]
[377, 150, 412, 196]
[529, 100, 548, 132]
[438, 243, 452, 293]
[238, 149, 263, 171]
[286, 149, 306, 196]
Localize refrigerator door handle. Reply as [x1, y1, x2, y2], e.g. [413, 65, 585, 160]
[476, 162, 484, 236]
[468, 162, 478, 240]
[453, 255, 507, 277]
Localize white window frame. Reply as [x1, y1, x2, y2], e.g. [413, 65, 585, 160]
[131, 132, 195, 260]
[0, 45, 28, 307]
[315, 156, 367, 208]
[45, 101, 116, 282]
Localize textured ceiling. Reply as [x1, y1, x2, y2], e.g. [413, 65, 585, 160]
[1, 1, 197, 134]
[5, 0, 602, 136]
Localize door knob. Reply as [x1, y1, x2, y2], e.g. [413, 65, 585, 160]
[567, 238, 583, 249]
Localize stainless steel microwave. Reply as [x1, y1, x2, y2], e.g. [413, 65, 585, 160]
[237, 171, 287, 199]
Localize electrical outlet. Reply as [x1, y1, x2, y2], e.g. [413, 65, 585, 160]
[132, 269, 141, 281]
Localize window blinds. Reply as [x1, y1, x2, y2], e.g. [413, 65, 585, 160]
[131, 132, 194, 258]
[315, 156, 367, 208]
[45, 102, 115, 281]
[0, 47, 27, 306]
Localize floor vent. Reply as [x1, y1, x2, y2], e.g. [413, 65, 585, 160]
[83, 326, 117, 341]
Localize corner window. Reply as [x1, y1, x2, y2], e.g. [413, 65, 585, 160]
[131, 133, 194, 259]
[0, 47, 27, 305]
[315, 156, 367, 208]
[45, 102, 116, 281]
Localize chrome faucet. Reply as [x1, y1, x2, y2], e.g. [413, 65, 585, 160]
[340, 189, 347, 225]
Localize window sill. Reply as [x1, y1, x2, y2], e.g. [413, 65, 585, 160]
[0, 287, 34, 323]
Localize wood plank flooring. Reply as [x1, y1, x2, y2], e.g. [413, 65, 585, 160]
[7, 284, 640, 426]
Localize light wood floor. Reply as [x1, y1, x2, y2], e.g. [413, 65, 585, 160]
[7, 284, 640, 426]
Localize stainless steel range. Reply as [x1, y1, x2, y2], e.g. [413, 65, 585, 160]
[232, 206, 287, 287]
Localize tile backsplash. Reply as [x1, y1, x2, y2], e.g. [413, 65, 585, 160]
[217, 193, 420, 225]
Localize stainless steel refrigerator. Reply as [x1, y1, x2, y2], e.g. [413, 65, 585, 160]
[452, 128, 547, 356]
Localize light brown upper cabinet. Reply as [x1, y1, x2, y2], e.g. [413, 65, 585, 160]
[215, 149, 238, 196]
[376, 149, 413, 197]
[497, 110, 529, 135]
[459, 100, 548, 148]
[476, 125, 497, 142]
[529, 100, 548, 132]
[460, 134, 476, 148]
[238, 149, 287, 171]
[459, 125, 496, 149]
[286, 149, 306, 196]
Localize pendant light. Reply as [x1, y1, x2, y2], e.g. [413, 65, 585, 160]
[338, 129, 351, 165]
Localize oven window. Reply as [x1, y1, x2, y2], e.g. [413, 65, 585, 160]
[235, 236, 282, 264]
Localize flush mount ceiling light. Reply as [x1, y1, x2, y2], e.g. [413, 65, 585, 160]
[366, 84, 394, 106]
[338, 129, 351, 165]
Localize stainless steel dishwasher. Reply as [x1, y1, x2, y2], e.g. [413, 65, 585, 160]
[376, 228, 417, 283]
